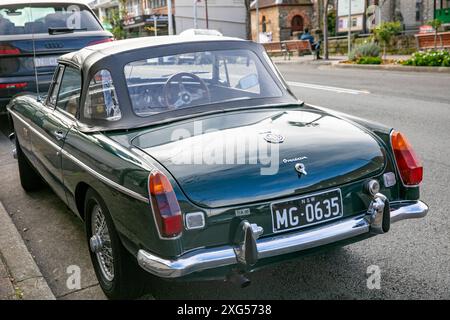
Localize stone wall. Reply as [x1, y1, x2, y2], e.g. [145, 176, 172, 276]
[278, 6, 313, 41]
[250, 4, 314, 42]
[251, 6, 280, 42]
[326, 34, 418, 55]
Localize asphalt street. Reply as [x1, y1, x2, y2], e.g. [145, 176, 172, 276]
[0, 64, 448, 299]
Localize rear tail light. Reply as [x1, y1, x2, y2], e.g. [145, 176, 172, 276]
[148, 171, 183, 238]
[391, 130, 423, 186]
[0, 82, 27, 90]
[0, 45, 20, 55]
[87, 38, 114, 46]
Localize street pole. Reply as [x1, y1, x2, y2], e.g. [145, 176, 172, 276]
[256, 0, 259, 43]
[153, 15, 158, 36]
[168, 0, 173, 35]
[193, 0, 198, 29]
[205, 0, 209, 29]
[348, 0, 352, 58]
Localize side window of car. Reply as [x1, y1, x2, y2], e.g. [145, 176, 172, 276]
[56, 67, 82, 118]
[84, 70, 121, 121]
[48, 66, 64, 107]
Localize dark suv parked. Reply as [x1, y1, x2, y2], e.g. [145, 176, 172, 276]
[0, 0, 113, 112]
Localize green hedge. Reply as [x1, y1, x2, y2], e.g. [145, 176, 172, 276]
[402, 50, 450, 67]
[357, 56, 382, 65]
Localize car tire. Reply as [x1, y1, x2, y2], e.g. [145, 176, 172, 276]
[84, 188, 147, 299]
[15, 136, 43, 192]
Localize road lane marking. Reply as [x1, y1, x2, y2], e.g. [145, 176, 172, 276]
[287, 81, 370, 95]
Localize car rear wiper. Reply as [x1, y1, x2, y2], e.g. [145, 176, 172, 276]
[48, 27, 87, 35]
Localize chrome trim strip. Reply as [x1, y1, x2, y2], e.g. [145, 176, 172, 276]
[61, 149, 149, 203]
[9, 110, 149, 204]
[137, 200, 428, 278]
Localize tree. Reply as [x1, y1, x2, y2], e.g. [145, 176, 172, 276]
[389, 0, 397, 22]
[327, 9, 336, 37]
[322, 0, 330, 60]
[244, 0, 252, 40]
[428, 19, 443, 50]
[107, 0, 127, 40]
[373, 21, 401, 59]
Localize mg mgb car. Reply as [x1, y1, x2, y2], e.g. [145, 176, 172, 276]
[7, 30, 428, 299]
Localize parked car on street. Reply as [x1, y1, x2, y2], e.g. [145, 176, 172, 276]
[0, 0, 113, 113]
[7, 31, 428, 299]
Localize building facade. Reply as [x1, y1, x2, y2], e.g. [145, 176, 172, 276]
[335, 0, 445, 34]
[121, 0, 175, 37]
[174, 0, 247, 39]
[250, 0, 316, 42]
[371, 0, 435, 31]
[90, 0, 175, 38]
[89, 0, 121, 30]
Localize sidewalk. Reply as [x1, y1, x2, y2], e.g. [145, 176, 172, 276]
[271, 54, 411, 65]
[272, 54, 450, 73]
[271, 54, 344, 65]
[0, 201, 55, 300]
[0, 253, 16, 300]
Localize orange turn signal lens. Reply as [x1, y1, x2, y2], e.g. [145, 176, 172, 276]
[148, 171, 182, 238]
[149, 171, 174, 195]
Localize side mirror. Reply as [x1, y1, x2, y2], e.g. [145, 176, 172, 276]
[236, 74, 259, 90]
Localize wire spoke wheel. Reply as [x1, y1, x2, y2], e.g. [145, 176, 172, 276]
[90, 204, 115, 282]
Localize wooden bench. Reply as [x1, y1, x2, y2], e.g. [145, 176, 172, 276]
[262, 40, 313, 60]
[283, 40, 313, 56]
[415, 31, 450, 50]
[262, 42, 292, 60]
[262, 42, 283, 55]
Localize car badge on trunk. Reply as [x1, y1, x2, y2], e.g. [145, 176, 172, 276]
[295, 163, 307, 176]
[263, 132, 285, 144]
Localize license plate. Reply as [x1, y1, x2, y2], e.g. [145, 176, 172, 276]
[271, 189, 343, 233]
[34, 56, 59, 68]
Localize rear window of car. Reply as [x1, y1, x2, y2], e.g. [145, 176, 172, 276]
[0, 4, 102, 35]
[123, 49, 283, 117]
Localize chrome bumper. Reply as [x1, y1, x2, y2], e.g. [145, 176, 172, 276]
[137, 200, 428, 278]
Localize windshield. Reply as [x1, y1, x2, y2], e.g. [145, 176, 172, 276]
[0, 3, 102, 35]
[124, 49, 283, 117]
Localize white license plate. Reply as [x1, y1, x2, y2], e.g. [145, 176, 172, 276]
[271, 189, 343, 233]
[34, 56, 59, 68]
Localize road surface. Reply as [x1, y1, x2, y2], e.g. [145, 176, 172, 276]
[0, 64, 448, 299]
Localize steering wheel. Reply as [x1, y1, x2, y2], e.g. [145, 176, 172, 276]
[163, 72, 211, 109]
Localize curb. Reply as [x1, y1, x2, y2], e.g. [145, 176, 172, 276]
[274, 59, 335, 66]
[0, 202, 55, 300]
[332, 63, 450, 73]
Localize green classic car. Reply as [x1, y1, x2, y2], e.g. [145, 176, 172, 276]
[7, 30, 428, 299]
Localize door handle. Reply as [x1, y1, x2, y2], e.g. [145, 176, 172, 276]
[53, 130, 65, 141]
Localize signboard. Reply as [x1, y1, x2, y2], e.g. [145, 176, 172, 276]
[123, 15, 144, 27]
[337, 15, 364, 33]
[123, 15, 168, 27]
[337, 0, 366, 17]
[145, 15, 169, 23]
